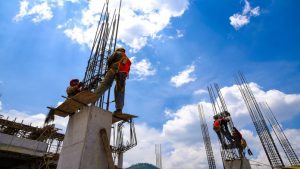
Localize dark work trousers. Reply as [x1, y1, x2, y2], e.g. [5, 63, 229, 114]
[95, 69, 126, 110]
[215, 130, 224, 145]
[114, 72, 126, 110]
[221, 121, 234, 143]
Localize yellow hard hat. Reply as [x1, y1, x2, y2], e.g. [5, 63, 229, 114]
[115, 47, 125, 52]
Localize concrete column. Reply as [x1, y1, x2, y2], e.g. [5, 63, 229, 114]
[57, 106, 112, 169]
[224, 158, 252, 169]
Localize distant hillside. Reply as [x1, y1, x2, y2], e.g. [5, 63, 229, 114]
[127, 163, 158, 169]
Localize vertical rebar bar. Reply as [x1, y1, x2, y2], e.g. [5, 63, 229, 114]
[198, 104, 217, 169]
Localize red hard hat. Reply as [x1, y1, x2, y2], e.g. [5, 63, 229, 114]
[70, 79, 79, 86]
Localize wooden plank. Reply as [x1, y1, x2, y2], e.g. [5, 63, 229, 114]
[62, 96, 87, 106]
[112, 117, 122, 124]
[99, 128, 115, 169]
[52, 91, 98, 117]
[71, 90, 98, 105]
[47, 106, 70, 117]
[112, 113, 138, 123]
[54, 100, 81, 117]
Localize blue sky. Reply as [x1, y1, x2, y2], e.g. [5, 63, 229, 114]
[0, 0, 300, 168]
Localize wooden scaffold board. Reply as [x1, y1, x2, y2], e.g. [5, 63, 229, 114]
[48, 91, 98, 117]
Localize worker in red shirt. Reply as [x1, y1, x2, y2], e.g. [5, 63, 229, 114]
[213, 115, 234, 148]
[66, 79, 83, 97]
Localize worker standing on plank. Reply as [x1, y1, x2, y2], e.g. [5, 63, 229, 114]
[94, 47, 131, 114]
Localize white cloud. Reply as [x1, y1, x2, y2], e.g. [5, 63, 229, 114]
[170, 65, 196, 87]
[229, 0, 260, 30]
[284, 129, 300, 155]
[59, 0, 189, 52]
[221, 83, 300, 123]
[193, 89, 207, 95]
[55, 0, 79, 7]
[14, 0, 29, 22]
[0, 101, 68, 130]
[0, 110, 68, 130]
[126, 82, 300, 168]
[250, 7, 260, 17]
[14, 0, 53, 23]
[124, 123, 164, 167]
[229, 14, 250, 30]
[176, 29, 184, 38]
[164, 108, 174, 118]
[14, 0, 80, 23]
[14, 0, 189, 51]
[130, 57, 156, 80]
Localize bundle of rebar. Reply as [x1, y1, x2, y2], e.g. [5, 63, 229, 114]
[208, 83, 240, 160]
[235, 72, 284, 168]
[82, 0, 122, 110]
[261, 102, 300, 167]
[198, 104, 216, 169]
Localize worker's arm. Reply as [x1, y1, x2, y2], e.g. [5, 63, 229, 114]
[66, 86, 81, 97]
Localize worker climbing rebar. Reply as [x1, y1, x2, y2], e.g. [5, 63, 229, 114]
[213, 114, 234, 148]
[94, 47, 131, 114]
[232, 127, 245, 157]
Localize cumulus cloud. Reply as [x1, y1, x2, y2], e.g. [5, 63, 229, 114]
[14, 0, 189, 51]
[14, 0, 80, 23]
[14, 0, 53, 23]
[124, 123, 164, 167]
[221, 83, 300, 123]
[59, 0, 189, 52]
[2, 82, 300, 168]
[126, 82, 300, 168]
[123, 122, 215, 169]
[229, 0, 260, 30]
[170, 65, 196, 87]
[130, 57, 156, 80]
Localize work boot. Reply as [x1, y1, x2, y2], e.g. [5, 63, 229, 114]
[113, 109, 122, 115]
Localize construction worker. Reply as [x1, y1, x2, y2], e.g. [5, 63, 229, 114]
[213, 115, 226, 148]
[213, 115, 234, 147]
[232, 127, 245, 157]
[94, 47, 131, 114]
[220, 111, 232, 140]
[67, 79, 82, 97]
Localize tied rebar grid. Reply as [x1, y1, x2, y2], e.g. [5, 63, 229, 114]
[82, 0, 122, 110]
[261, 102, 300, 167]
[198, 104, 216, 169]
[111, 120, 137, 154]
[207, 83, 240, 161]
[235, 72, 284, 168]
